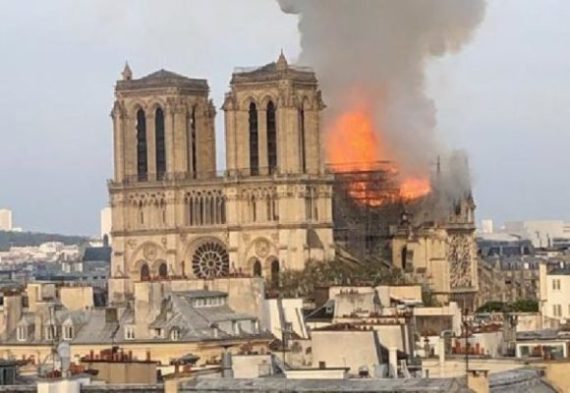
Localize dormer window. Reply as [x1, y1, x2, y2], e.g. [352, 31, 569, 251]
[17, 326, 27, 342]
[125, 326, 135, 340]
[63, 325, 74, 341]
[170, 327, 180, 341]
[45, 324, 56, 341]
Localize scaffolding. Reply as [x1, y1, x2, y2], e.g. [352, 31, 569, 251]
[328, 161, 408, 264]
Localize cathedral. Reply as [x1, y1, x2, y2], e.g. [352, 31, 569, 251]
[108, 54, 335, 302]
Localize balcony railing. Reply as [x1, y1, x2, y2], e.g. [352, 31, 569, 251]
[107, 166, 325, 187]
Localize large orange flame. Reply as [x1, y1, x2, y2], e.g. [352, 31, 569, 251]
[326, 105, 431, 206]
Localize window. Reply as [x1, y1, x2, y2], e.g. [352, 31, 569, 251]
[125, 326, 135, 340]
[553, 279, 561, 291]
[188, 107, 198, 178]
[253, 260, 262, 277]
[158, 262, 168, 279]
[17, 326, 27, 342]
[271, 259, 280, 288]
[170, 327, 180, 341]
[140, 264, 150, 281]
[249, 103, 259, 175]
[155, 108, 166, 180]
[63, 325, 74, 341]
[136, 109, 148, 181]
[298, 107, 306, 173]
[45, 325, 56, 341]
[266, 101, 277, 173]
[553, 304, 562, 317]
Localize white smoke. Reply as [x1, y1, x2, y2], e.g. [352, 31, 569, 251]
[277, 0, 486, 193]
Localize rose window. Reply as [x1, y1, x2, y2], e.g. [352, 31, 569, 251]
[192, 242, 230, 279]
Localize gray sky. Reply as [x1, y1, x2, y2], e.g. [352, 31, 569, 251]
[0, 0, 568, 235]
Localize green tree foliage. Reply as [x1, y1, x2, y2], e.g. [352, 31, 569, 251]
[476, 299, 538, 313]
[275, 258, 408, 298]
[0, 231, 88, 251]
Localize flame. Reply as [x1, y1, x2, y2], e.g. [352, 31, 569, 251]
[326, 104, 431, 206]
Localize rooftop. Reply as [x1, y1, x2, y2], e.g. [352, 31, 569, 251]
[116, 68, 209, 92]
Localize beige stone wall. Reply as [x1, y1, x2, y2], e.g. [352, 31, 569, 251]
[59, 286, 94, 311]
[81, 361, 157, 384]
[311, 330, 381, 374]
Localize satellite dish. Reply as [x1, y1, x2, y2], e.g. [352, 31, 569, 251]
[57, 342, 71, 377]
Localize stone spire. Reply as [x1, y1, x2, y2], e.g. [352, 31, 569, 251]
[121, 62, 133, 81]
[276, 50, 288, 71]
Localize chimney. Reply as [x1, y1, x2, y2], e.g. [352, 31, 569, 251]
[467, 369, 490, 393]
[221, 347, 233, 379]
[105, 307, 118, 323]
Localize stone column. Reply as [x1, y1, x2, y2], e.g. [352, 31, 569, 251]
[112, 106, 125, 182]
[173, 104, 188, 176]
[124, 115, 137, 178]
[165, 105, 176, 176]
[389, 347, 398, 378]
[236, 109, 250, 173]
[304, 109, 321, 174]
[258, 109, 268, 175]
[224, 105, 237, 175]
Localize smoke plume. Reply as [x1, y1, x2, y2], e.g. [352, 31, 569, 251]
[278, 0, 486, 200]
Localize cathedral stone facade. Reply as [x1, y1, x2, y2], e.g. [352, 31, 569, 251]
[108, 54, 335, 303]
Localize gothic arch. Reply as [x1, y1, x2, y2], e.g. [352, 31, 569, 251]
[140, 262, 150, 281]
[157, 261, 168, 279]
[155, 107, 167, 179]
[270, 258, 280, 288]
[249, 101, 259, 176]
[129, 241, 167, 276]
[266, 100, 278, 173]
[260, 95, 277, 109]
[128, 101, 147, 115]
[251, 258, 262, 277]
[240, 96, 259, 111]
[136, 108, 148, 180]
[148, 100, 168, 114]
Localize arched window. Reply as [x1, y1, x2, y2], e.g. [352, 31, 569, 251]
[270, 259, 280, 288]
[140, 263, 150, 281]
[188, 106, 197, 179]
[253, 259, 262, 277]
[266, 101, 277, 173]
[298, 107, 307, 173]
[158, 262, 167, 279]
[136, 109, 148, 181]
[401, 246, 408, 271]
[249, 102, 259, 176]
[155, 108, 166, 180]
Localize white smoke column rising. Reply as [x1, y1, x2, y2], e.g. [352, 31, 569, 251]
[277, 0, 486, 186]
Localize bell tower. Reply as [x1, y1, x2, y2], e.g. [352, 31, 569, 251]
[223, 52, 325, 176]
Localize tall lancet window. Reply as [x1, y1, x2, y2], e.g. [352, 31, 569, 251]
[155, 108, 166, 180]
[189, 106, 197, 179]
[299, 107, 306, 173]
[249, 102, 259, 176]
[136, 109, 148, 181]
[267, 101, 277, 174]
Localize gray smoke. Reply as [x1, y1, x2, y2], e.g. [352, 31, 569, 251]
[277, 0, 486, 197]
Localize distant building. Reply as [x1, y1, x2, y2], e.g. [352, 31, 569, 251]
[504, 220, 570, 249]
[481, 219, 494, 234]
[539, 262, 570, 323]
[0, 209, 13, 231]
[100, 207, 112, 246]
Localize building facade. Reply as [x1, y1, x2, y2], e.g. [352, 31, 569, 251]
[108, 55, 334, 303]
[0, 209, 12, 232]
